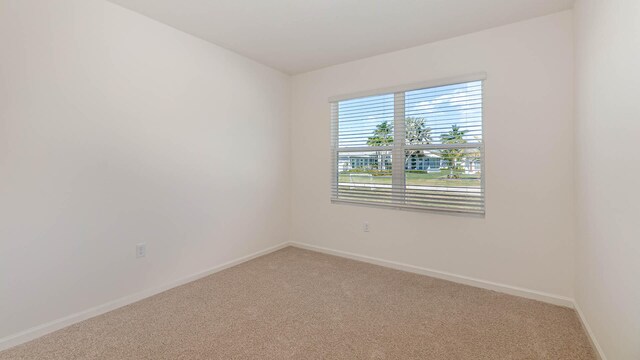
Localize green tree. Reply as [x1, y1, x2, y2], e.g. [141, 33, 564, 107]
[439, 125, 467, 176]
[405, 117, 432, 170]
[366, 121, 394, 170]
[366, 121, 394, 146]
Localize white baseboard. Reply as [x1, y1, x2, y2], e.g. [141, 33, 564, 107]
[289, 241, 575, 308]
[0, 241, 289, 352]
[573, 302, 607, 360]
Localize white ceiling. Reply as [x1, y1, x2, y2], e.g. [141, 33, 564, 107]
[107, 0, 574, 74]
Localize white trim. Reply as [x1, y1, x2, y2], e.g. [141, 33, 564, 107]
[289, 241, 574, 308]
[573, 302, 607, 360]
[330, 198, 485, 217]
[392, 92, 406, 203]
[330, 76, 486, 216]
[328, 72, 487, 102]
[0, 242, 290, 352]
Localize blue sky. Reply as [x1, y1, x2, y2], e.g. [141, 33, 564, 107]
[338, 81, 482, 148]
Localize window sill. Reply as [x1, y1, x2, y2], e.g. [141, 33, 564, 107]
[331, 198, 485, 217]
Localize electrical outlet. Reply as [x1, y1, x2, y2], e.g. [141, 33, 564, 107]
[136, 243, 146, 258]
[363, 222, 369, 232]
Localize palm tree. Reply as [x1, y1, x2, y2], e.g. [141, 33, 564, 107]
[405, 117, 432, 170]
[405, 117, 432, 145]
[366, 121, 394, 146]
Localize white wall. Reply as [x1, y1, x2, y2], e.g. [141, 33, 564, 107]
[0, 0, 290, 340]
[574, 1, 640, 359]
[291, 12, 575, 300]
[5, 2, 633, 356]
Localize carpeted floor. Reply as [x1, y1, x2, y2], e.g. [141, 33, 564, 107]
[0, 246, 595, 359]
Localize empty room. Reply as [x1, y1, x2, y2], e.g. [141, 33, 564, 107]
[1, 0, 638, 359]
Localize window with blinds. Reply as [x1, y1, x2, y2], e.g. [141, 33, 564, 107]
[330, 76, 485, 215]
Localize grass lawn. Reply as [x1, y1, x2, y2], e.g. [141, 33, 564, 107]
[339, 170, 480, 187]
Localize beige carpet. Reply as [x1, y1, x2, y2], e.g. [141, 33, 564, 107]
[0, 247, 595, 360]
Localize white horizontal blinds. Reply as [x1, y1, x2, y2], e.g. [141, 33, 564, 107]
[334, 151, 394, 203]
[331, 79, 484, 215]
[403, 147, 484, 213]
[402, 80, 484, 213]
[337, 94, 394, 148]
[330, 102, 339, 199]
[404, 81, 482, 145]
[331, 93, 395, 203]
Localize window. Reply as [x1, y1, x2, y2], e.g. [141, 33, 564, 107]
[330, 75, 485, 215]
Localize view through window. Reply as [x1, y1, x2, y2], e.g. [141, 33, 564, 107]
[330, 79, 484, 214]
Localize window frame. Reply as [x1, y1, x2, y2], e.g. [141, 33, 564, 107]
[330, 73, 486, 216]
